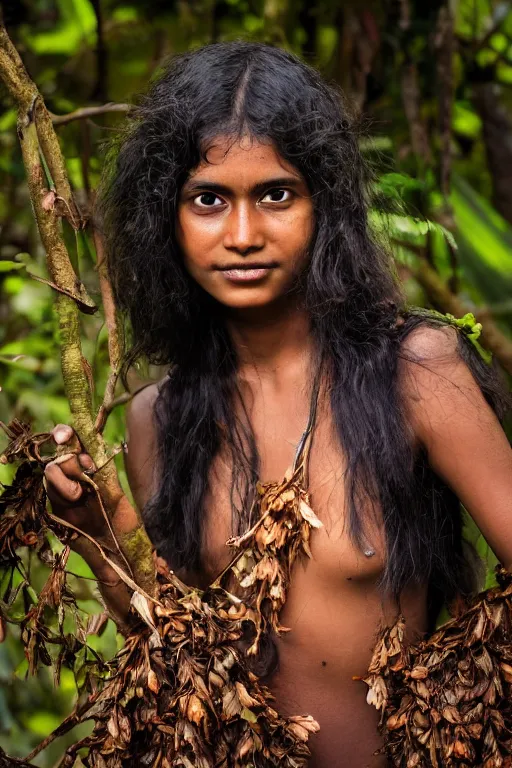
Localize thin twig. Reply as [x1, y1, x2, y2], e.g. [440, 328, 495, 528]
[78, 472, 134, 579]
[0, 20, 157, 600]
[90, 0, 108, 102]
[435, 6, 455, 200]
[26, 269, 98, 314]
[50, 102, 131, 126]
[93, 227, 124, 433]
[46, 510, 161, 606]
[24, 693, 102, 761]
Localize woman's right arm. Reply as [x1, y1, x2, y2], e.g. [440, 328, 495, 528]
[44, 381, 161, 633]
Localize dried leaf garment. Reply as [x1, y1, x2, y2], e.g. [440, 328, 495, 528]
[363, 568, 512, 767]
[70, 380, 325, 767]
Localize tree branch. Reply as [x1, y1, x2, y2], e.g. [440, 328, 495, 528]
[414, 259, 512, 376]
[435, 6, 455, 200]
[0, 22, 156, 599]
[93, 227, 124, 434]
[0, 26, 82, 230]
[50, 102, 131, 126]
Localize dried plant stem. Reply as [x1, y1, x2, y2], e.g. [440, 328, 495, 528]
[24, 695, 102, 762]
[45, 511, 161, 606]
[0, 22, 156, 599]
[401, 62, 432, 166]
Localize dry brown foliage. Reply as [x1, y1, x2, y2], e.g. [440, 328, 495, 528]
[61, 460, 323, 767]
[362, 567, 512, 767]
[0, 418, 320, 767]
[0, 420, 110, 690]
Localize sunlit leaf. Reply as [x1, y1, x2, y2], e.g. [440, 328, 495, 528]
[22, 0, 96, 55]
[453, 102, 482, 139]
[451, 174, 512, 304]
[0, 261, 25, 272]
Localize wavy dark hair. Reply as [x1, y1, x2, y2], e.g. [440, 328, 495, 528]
[97, 40, 510, 630]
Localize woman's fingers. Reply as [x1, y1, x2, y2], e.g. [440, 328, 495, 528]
[48, 424, 96, 483]
[52, 452, 96, 481]
[78, 452, 95, 471]
[45, 461, 84, 503]
[51, 424, 75, 445]
[51, 423, 83, 456]
[43, 428, 110, 541]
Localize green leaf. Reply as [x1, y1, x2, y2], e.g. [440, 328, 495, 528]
[497, 62, 512, 83]
[316, 26, 338, 67]
[0, 109, 16, 132]
[490, 31, 508, 53]
[0, 261, 25, 272]
[112, 6, 140, 22]
[451, 174, 512, 304]
[453, 102, 482, 139]
[23, 0, 96, 55]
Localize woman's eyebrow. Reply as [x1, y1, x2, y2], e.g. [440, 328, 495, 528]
[181, 176, 303, 196]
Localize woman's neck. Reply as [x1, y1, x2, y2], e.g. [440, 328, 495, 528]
[224, 297, 315, 380]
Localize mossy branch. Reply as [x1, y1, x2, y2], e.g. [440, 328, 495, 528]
[414, 259, 512, 376]
[0, 23, 156, 599]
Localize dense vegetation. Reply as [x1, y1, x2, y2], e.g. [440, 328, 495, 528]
[0, 0, 511, 763]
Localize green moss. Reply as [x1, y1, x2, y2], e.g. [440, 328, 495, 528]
[120, 525, 156, 594]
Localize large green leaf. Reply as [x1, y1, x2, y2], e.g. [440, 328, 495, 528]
[450, 173, 512, 305]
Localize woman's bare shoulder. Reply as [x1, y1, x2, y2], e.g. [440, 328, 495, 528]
[125, 379, 162, 435]
[124, 378, 166, 511]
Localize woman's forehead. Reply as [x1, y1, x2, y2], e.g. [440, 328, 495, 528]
[187, 134, 304, 183]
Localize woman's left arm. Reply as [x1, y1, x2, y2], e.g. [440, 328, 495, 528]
[400, 324, 512, 570]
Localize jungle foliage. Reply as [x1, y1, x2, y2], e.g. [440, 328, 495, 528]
[0, 0, 511, 764]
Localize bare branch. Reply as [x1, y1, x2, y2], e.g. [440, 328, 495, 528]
[92, 227, 124, 433]
[50, 102, 131, 127]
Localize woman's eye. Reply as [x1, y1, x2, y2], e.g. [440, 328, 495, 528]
[261, 188, 291, 203]
[193, 192, 222, 208]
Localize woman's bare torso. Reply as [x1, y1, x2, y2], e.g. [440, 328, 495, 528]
[175, 374, 430, 768]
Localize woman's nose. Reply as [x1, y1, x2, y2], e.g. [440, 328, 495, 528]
[223, 202, 265, 255]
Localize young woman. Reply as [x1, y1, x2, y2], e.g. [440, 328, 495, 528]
[44, 41, 512, 767]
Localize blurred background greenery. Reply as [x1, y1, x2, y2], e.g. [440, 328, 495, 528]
[0, 0, 511, 763]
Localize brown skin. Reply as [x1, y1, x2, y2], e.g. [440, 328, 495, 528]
[45, 137, 512, 767]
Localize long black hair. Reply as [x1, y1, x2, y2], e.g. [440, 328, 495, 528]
[97, 40, 510, 624]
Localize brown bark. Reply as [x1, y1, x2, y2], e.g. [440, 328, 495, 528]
[435, 6, 455, 199]
[93, 228, 124, 434]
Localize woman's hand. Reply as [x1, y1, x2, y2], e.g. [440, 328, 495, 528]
[44, 423, 109, 542]
[44, 423, 137, 632]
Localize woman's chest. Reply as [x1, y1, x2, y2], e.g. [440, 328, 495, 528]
[198, 405, 388, 589]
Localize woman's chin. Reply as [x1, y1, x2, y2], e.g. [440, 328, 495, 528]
[213, 287, 290, 311]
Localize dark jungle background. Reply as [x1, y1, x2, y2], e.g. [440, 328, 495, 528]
[0, 0, 511, 763]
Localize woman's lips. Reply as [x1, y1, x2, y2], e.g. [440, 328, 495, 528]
[219, 266, 276, 283]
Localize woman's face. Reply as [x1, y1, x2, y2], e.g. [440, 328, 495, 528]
[176, 135, 315, 310]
